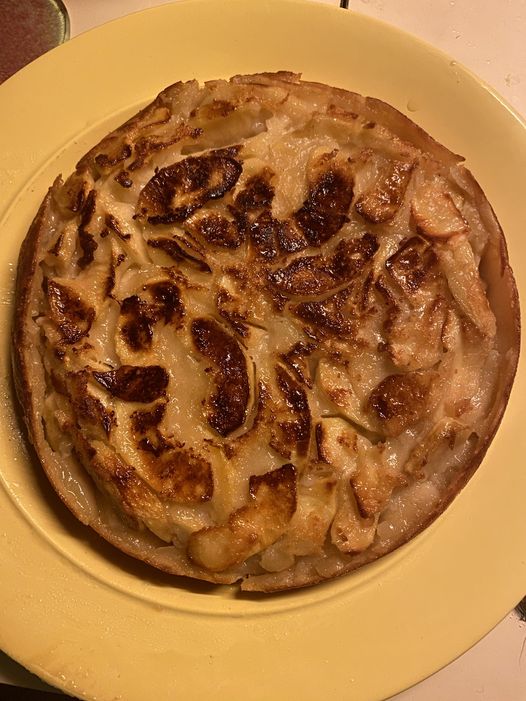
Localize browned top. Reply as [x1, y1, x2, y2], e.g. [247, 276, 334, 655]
[13, 72, 519, 593]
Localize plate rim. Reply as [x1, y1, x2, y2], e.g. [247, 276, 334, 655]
[0, 1, 525, 700]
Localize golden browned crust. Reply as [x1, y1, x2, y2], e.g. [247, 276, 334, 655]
[12, 72, 520, 592]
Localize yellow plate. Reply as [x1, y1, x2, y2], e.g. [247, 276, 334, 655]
[0, 1, 524, 699]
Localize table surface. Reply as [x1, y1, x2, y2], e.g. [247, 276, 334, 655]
[1, 1, 525, 699]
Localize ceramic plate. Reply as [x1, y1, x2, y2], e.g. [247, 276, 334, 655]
[0, 2, 524, 699]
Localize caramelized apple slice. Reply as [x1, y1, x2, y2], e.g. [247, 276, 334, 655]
[317, 418, 399, 518]
[436, 234, 496, 338]
[385, 298, 449, 371]
[260, 474, 337, 571]
[411, 175, 468, 239]
[367, 369, 439, 437]
[293, 152, 354, 246]
[404, 417, 469, 479]
[187, 464, 296, 571]
[93, 365, 169, 403]
[45, 279, 95, 344]
[146, 235, 211, 272]
[316, 417, 359, 473]
[355, 159, 414, 223]
[191, 317, 251, 437]
[268, 233, 378, 298]
[137, 149, 242, 224]
[317, 359, 382, 434]
[74, 432, 172, 541]
[270, 365, 312, 459]
[385, 236, 439, 294]
[331, 481, 378, 553]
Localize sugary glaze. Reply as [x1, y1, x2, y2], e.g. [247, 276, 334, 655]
[13, 73, 520, 591]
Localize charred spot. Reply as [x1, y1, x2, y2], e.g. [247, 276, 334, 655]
[293, 169, 353, 246]
[276, 220, 309, 254]
[137, 151, 242, 224]
[66, 370, 115, 435]
[191, 318, 249, 436]
[77, 189, 98, 269]
[101, 411, 115, 435]
[128, 131, 190, 172]
[105, 214, 131, 240]
[131, 402, 166, 433]
[280, 341, 317, 387]
[105, 264, 115, 298]
[190, 212, 244, 248]
[292, 290, 353, 336]
[250, 211, 307, 259]
[49, 369, 67, 394]
[213, 145, 243, 159]
[385, 236, 438, 293]
[78, 187, 96, 222]
[56, 173, 90, 214]
[327, 105, 359, 120]
[453, 398, 473, 418]
[359, 271, 375, 313]
[114, 171, 133, 188]
[106, 242, 129, 299]
[111, 464, 135, 490]
[369, 374, 424, 420]
[234, 171, 275, 211]
[315, 422, 330, 463]
[147, 237, 211, 272]
[120, 296, 156, 351]
[71, 342, 93, 354]
[125, 116, 193, 172]
[148, 281, 185, 326]
[375, 274, 398, 309]
[276, 365, 310, 416]
[48, 233, 63, 257]
[72, 443, 96, 463]
[131, 403, 180, 463]
[130, 390, 214, 502]
[120, 284, 183, 349]
[78, 230, 98, 269]
[93, 365, 169, 403]
[137, 435, 172, 457]
[216, 288, 249, 337]
[249, 211, 279, 259]
[94, 142, 132, 170]
[45, 278, 95, 344]
[223, 265, 249, 286]
[270, 289, 289, 313]
[275, 365, 311, 456]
